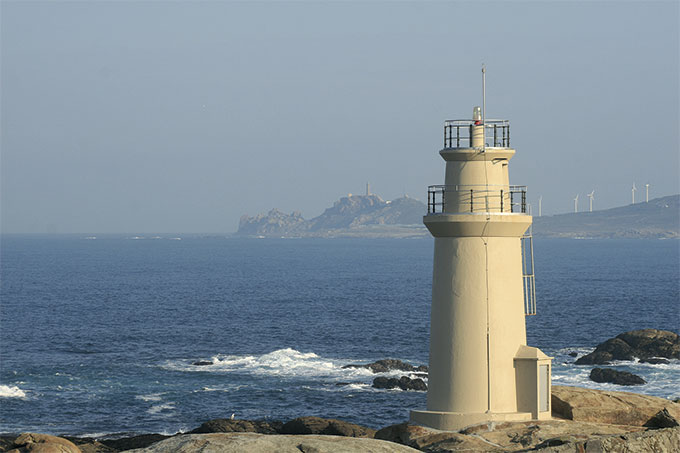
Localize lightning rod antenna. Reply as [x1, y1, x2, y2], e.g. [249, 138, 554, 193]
[482, 64, 486, 153]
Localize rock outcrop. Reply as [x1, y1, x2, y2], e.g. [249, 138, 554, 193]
[191, 360, 213, 366]
[589, 367, 646, 385]
[125, 433, 420, 452]
[549, 427, 680, 453]
[6, 433, 82, 453]
[551, 385, 680, 426]
[376, 419, 670, 452]
[644, 408, 680, 429]
[575, 329, 680, 365]
[279, 416, 376, 438]
[342, 359, 427, 374]
[190, 418, 282, 434]
[372, 376, 427, 391]
[639, 357, 671, 364]
[97, 434, 170, 451]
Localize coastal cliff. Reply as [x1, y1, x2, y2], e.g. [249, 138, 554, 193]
[237, 194, 428, 238]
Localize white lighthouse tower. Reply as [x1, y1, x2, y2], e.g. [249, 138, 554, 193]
[411, 96, 552, 431]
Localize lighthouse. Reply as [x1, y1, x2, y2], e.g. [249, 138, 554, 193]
[411, 101, 552, 431]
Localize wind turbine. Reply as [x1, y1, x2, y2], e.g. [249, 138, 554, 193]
[538, 196, 543, 217]
[645, 184, 650, 203]
[573, 194, 579, 213]
[632, 183, 637, 204]
[587, 190, 595, 212]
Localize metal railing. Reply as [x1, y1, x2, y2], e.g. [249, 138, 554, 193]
[444, 119, 510, 148]
[427, 184, 527, 214]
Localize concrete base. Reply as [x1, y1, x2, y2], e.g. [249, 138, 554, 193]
[410, 409, 533, 431]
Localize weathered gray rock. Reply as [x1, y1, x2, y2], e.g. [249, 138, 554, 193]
[62, 437, 117, 453]
[542, 427, 680, 452]
[375, 422, 494, 451]
[342, 359, 427, 374]
[644, 408, 680, 429]
[575, 329, 680, 365]
[639, 357, 671, 364]
[7, 433, 81, 453]
[190, 418, 282, 434]
[280, 416, 376, 438]
[372, 376, 427, 391]
[377, 419, 649, 452]
[589, 367, 646, 385]
[551, 385, 680, 426]
[98, 434, 170, 451]
[125, 433, 420, 452]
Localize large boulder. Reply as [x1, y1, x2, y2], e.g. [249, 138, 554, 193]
[372, 376, 427, 391]
[552, 385, 680, 426]
[342, 359, 427, 374]
[575, 329, 680, 365]
[7, 433, 81, 453]
[280, 416, 376, 438]
[124, 433, 419, 452]
[589, 367, 646, 385]
[644, 409, 680, 429]
[190, 419, 282, 434]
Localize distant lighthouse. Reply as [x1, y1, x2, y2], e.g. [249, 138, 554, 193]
[411, 100, 552, 430]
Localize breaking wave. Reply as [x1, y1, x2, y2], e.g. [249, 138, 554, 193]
[0, 385, 26, 398]
[164, 348, 388, 382]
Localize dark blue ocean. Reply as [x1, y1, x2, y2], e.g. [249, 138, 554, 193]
[1, 235, 678, 437]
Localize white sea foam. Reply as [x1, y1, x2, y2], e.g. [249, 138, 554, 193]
[136, 393, 164, 402]
[167, 348, 374, 380]
[147, 402, 175, 415]
[197, 385, 247, 393]
[0, 385, 26, 398]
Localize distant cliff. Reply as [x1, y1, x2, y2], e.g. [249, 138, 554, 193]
[237, 194, 428, 238]
[533, 195, 679, 239]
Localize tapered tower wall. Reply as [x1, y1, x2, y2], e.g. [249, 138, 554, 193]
[411, 115, 551, 431]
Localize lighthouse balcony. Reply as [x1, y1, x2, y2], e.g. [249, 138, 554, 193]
[427, 184, 527, 215]
[444, 119, 510, 149]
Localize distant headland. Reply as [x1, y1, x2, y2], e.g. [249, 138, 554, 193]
[533, 194, 679, 239]
[236, 194, 679, 239]
[236, 194, 429, 238]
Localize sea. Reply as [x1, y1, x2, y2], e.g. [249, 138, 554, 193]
[0, 235, 678, 437]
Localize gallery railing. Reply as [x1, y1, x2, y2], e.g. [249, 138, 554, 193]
[427, 184, 527, 214]
[444, 119, 510, 148]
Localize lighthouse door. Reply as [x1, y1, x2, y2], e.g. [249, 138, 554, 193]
[539, 364, 550, 412]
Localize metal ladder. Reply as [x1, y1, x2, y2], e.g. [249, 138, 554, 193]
[521, 228, 537, 316]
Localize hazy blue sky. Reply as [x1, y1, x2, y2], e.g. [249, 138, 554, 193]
[2, 1, 678, 233]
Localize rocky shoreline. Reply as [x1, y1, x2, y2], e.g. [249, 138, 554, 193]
[3, 330, 679, 452]
[3, 386, 679, 452]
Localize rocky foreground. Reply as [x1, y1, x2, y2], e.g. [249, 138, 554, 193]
[3, 386, 679, 452]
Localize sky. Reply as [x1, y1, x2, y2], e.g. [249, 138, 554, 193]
[1, 1, 678, 234]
